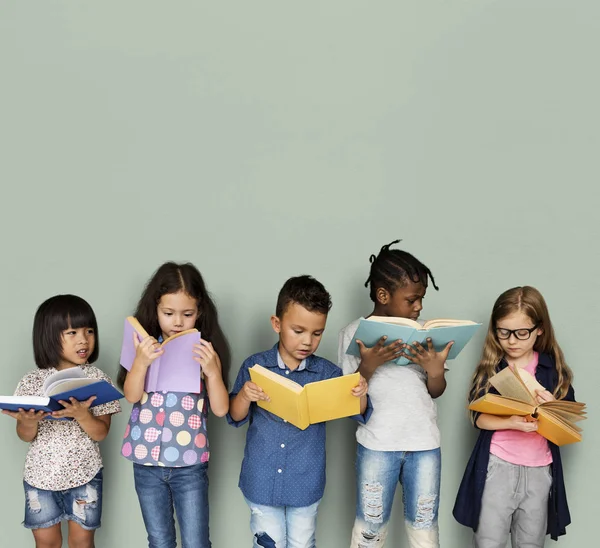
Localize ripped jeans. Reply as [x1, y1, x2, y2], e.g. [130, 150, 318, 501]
[244, 496, 320, 548]
[23, 469, 103, 530]
[351, 445, 441, 548]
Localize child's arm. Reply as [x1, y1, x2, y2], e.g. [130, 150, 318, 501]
[124, 333, 163, 403]
[2, 409, 47, 442]
[476, 413, 539, 433]
[193, 339, 229, 417]
[351, 376, 369, 415]
[229, 382, 269, 422]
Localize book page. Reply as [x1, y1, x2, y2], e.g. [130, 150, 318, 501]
[536, 411, 582, 445]
[421, 319, 478, 329]
[489, 367, 536, 405]
[43, 367, 86, 395]
[367, 316, 421, 329]
[46, 378, 98, 397]
[162, 328, 199, 346]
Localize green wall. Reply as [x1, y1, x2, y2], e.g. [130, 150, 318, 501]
[1, 2, 598, 546]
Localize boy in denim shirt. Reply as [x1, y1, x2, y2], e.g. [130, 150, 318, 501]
[228, 275, 371, 548]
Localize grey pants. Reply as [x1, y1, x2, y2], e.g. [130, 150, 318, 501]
[473, 454, 552, 548]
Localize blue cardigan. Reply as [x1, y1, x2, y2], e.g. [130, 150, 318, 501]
[453, 352, 575, 541]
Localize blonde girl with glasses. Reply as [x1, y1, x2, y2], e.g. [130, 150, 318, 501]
[453, 286, 577, 548]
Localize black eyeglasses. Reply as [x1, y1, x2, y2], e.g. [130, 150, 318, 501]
[495, 325, 539, 341]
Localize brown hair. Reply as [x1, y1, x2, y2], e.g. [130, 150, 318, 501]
[469, 286, 573, 414]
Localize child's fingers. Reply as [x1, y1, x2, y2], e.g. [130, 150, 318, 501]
[440, 341, 454, 359]
[426, 338, 435, 352]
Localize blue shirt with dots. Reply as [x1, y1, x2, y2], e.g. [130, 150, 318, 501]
[228, 344, 372, 507]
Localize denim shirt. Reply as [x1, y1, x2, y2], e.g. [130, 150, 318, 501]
[453, 352, 575, 540]
[227, 344, 372, 507]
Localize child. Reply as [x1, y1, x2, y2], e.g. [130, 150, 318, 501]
[338, 240, 454, 548]
[2, 294, 121, 548]
[228, 275, 370, 548]
[117, 262, 230, 548]
[453, 286, 576, 547]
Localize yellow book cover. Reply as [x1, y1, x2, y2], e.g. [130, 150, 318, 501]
[468, 366, 586, 446]
[249, 364, 360, 430]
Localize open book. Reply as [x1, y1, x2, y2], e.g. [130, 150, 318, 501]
[120, 317, 203, 394]
[346, 316, 481, 365]
[468, 366, 586, 446]
[0, 367, 123, 414]
[249, 364, 361, 430]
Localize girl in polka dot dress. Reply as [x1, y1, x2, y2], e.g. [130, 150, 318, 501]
[117, 262, 230, 548]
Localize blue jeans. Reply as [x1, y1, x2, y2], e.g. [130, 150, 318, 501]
[350, 444, 441, 548]
[23, 469, 103, 530]
[133, 463, 211, 548]
[244, 496, 321, 548]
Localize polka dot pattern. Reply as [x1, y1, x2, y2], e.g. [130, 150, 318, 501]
[121, 390, 209, 468]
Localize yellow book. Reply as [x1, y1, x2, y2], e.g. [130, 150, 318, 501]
[468, 366, 586, 446]
[249, 364, 361, 430]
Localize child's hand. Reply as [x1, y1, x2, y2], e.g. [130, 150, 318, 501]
[193, 339, 222, 379]
[133, 333, 164, 368]
[507, 415, 539, 433]
[52, 396, 96, 422]
[352, 375, 368, 398]
[535, 389, 555, 404]
[400, 338, 453, 377]
[357, 337, 405, 370]
[240, 381, 270, 403]
[2, 408, 48, 422]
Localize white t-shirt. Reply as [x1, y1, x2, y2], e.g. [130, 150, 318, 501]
[338, 318, 442, 451]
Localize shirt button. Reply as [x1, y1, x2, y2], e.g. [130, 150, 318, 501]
[277, 468, 282, 473]
[285, 370, 290, 375]
[280, 443, 285, 448]
[283, 420, 287, 423]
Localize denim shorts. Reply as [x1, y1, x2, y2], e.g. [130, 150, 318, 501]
[23, 469, 103, 530]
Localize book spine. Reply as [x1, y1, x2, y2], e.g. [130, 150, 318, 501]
[298, 390, 310, 430]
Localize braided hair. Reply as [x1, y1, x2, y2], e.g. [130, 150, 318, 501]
[365, 239, 438, 302]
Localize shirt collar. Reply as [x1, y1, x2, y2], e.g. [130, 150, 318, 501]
[263, 343, 319, 372]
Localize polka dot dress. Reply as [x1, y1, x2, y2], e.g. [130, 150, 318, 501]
[122, 389, 209, 467]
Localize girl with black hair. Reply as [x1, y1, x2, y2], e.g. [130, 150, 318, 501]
[3, 294, 120, 548]
[118, 262, 230, 548]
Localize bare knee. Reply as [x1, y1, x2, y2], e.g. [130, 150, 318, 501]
[33, 524, 62, 548]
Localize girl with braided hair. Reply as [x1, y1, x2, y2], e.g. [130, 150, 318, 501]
[338, 240, 453, 548]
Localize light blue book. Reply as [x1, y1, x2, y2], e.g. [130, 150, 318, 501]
[346, 316, 481, 366]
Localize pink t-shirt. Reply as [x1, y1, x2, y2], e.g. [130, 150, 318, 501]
[490, 352, 553, 467]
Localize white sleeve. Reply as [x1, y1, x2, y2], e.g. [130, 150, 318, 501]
[338, 324, 360, 375]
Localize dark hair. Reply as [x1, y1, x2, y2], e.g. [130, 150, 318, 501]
[33, 295, 99, 369]
[116, 262, 230, 388]
[364, 239, 438, 302]
[275, 275, 332, 317]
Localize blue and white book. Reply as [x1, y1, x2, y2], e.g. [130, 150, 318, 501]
[0, 367, 123, 414]
[346, 316, 481, 366]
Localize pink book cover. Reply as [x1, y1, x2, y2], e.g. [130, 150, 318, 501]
[119, 318, 203, 394]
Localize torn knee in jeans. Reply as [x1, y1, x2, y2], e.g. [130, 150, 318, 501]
[361, 482, 384, 524]
[255, 532, 276, 547]
[26, 489, 42, 514]
[356, 529, 385, 547]
[412, 494, 437, 529]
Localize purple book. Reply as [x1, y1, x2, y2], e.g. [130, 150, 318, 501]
[119, 317, 203, 394]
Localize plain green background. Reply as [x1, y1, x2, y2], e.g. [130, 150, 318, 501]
[1, 2, 598, 546]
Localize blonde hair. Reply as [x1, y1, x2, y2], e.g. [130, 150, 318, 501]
[469, 286, 573, 410]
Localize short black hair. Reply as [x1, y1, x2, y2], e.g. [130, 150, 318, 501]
[275, 275, 332, 317]
[33, 295, 99, 369]
[365, 239, 438, 302]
